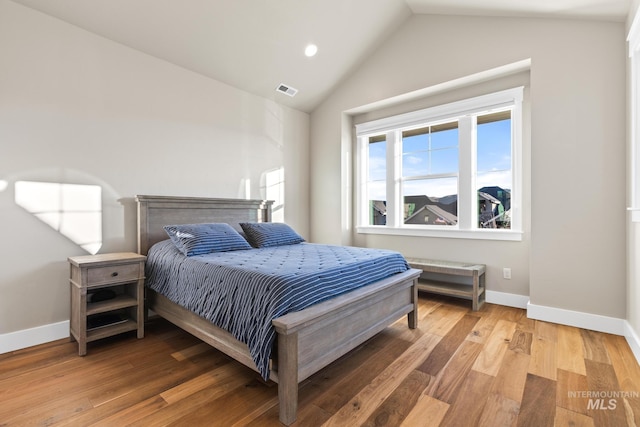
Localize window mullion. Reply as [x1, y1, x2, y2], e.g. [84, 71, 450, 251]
[386, 130, 401, 227]
[458, 116, 475, 230]
[357, 136, 368, 227]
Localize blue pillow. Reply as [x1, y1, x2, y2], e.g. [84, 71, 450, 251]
[239, 222, 305, 248]
[164, 223, 252, 256]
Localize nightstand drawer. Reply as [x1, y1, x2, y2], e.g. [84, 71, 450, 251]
[87, 263, 141, 286]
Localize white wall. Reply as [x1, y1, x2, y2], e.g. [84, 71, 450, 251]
[0, 1, 309, 337]
[311, 14, 626, 319]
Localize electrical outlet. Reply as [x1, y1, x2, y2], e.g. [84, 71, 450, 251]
[503, 268, 512, 280]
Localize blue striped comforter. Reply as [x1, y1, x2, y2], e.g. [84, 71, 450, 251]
[145, 240, 409, 379]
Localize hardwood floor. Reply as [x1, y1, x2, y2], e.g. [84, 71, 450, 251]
[1, 294, 639, 426]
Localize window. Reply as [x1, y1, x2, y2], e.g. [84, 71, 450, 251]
[356, 87, 523, 240]
[477, 111, 512, 228]
[402, 121, 459, 226]
[366, 135, 387, 225]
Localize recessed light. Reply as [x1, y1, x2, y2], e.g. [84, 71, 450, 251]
[304, 44, 318, 57]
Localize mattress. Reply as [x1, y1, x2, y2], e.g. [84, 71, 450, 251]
[145, 240, 409, 379]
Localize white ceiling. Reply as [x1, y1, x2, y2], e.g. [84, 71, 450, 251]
[10, 0, 632, 113]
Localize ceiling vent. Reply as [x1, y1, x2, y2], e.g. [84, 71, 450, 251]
[276, 83, 298, 97]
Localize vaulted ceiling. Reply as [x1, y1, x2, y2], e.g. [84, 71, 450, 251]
[10, 0, 632, 112]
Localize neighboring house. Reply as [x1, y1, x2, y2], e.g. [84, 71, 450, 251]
[478, 191, 503, 228]
[405, 203, 457, 225]
[403, 192, 505, 227]
[404, 194, 457, 220]
[479, 186, 511, 211]
[371, 200, 387, 225]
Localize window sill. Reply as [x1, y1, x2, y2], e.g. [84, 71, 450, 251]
[356, 225, 523, 241]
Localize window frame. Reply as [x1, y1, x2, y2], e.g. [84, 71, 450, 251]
[629, 12, 640, 222]
[355, 87, 524, 241]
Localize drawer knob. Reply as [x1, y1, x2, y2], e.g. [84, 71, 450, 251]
[111, 272, 119, 277]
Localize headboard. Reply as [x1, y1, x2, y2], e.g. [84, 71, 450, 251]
[136, 195, 273, 255]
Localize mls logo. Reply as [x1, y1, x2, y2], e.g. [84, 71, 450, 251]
[587, 398, 617, 410]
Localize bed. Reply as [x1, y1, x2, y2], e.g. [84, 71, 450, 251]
[136, 195, 421, 425]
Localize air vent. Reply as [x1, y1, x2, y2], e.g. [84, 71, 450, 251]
[276, 83, 298, 97]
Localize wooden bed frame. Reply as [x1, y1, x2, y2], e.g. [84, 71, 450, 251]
[136, 195, 421, 425]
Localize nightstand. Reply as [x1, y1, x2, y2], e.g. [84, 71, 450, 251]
[68, 252, 146, 356]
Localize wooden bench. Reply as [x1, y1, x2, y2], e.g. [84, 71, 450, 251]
[405, 258, 486, 311]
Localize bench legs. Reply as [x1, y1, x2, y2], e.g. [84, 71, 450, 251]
[472, 271, 486, 311]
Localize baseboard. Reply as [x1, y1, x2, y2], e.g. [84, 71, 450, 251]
[3, 303, 639, 368]
[527, 302, 625, 336]
[2, 294, 527, 354]
[0, 320, 69, 355]
[527, 302, 640, 366]
[624, 321, 640, 365]
[486, 290, 529, 309]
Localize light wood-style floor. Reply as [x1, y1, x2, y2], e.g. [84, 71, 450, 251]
[1, 294, 639, 426]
